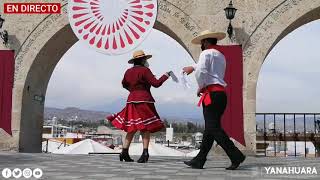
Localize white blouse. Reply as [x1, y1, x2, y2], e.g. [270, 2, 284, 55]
[192, 48, 227, 90]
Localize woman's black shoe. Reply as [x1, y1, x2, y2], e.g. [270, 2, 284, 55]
[137, 154, 149, 163]
[137, 149, 149, 163]
[119, 150, 134, 162]
[183, 158, 206, 169]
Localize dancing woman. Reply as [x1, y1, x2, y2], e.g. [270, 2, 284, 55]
[107, 50, 171, 163]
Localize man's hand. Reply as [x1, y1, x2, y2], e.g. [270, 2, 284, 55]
[182, 66, 194, 75]
[197, 88, 203, 97]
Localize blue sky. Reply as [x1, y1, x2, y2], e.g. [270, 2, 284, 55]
[256, 20, 320, 113]
[45, 20, 320, 118]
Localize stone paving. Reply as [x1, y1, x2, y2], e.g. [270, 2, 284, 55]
[0, 152, 320, 180]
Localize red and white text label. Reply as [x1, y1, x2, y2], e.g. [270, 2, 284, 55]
[4, 3, 61, 14]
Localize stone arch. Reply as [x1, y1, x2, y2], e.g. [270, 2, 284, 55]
[242, 0, 320, 153]
[267, 6, 320, 58]
[6, 0, 318, 154]
[245, 0, 320, 79]
[6, 1, 201, 152]
[153, 21, 193, 57]
[19, 25, 78, 152]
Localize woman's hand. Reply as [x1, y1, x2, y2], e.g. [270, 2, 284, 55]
[166, 71, 173, 77]
[182, 66, 194, 75]
[168, 71, 173, 76]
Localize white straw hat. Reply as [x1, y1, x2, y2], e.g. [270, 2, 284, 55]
[191, 30, 226, 44]
[128, 50, 152, 64]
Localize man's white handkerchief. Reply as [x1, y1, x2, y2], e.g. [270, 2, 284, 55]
[180, 71, 190, 89]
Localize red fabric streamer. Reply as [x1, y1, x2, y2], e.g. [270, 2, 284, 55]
[197, 84, 225, 107]
[0, 50, 14, 136]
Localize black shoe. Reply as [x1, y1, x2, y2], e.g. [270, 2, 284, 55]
[226, 155, 246, 170]
[183, 159, 194, 167]
[119, 152, 134, 162]
[137, 154, 149, 163]
[184, 158, 206, 169]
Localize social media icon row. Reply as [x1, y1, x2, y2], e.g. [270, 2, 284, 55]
[2, 168, 43, 179]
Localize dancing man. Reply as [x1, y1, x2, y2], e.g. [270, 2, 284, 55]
[182, 30, 245, 170]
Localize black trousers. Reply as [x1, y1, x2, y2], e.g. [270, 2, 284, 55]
[196, 91, 244, 163]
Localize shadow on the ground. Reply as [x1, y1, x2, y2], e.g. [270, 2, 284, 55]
[146, 158, 187, 163]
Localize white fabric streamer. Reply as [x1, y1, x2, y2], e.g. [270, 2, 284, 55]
[180, 71, 191, 89]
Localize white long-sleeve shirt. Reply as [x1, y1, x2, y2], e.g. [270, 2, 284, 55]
[192, 48, 227, 90]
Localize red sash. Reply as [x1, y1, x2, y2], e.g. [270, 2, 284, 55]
[197, 84, 225, 107]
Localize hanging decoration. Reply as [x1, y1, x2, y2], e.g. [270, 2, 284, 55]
[68, 0, 158, 55]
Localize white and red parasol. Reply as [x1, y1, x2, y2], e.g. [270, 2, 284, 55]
[68, 0, 158, 55]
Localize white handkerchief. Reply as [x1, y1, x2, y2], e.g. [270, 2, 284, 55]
[180, 71, 190, 89]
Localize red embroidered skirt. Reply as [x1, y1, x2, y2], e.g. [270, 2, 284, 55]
[106, 103, 164, 133]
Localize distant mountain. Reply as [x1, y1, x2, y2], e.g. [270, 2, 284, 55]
[91, 98, 127, 114]
[45, 106, 320, 131]
[44, 107, 111, 122]
[156, 102, 203, 120]
[92, 98, 203, 120]
[256, 116, 320, 132]
[45, 104, 204, 124]
[162, 116, 204, 125]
